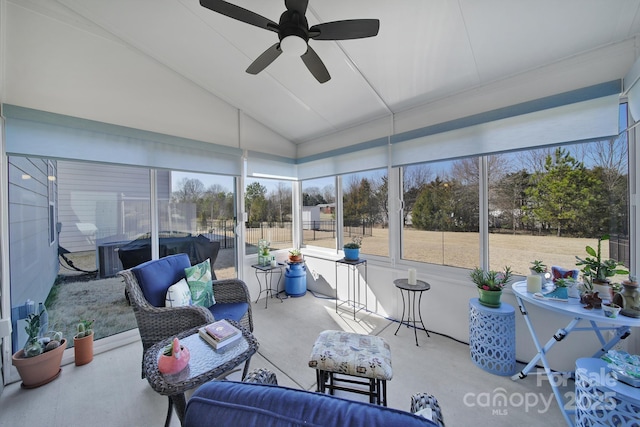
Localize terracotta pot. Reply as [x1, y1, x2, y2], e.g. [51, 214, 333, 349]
[12, 338, 66, 389]
[74, 331, 94, 366]
[289, 255, 302, 262]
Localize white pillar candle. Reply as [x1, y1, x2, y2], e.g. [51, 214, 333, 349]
[408, 268, 417, 285]
[527, 275, 542, 293]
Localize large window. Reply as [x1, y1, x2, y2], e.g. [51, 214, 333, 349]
[400, 136, 629, 275]
[488, 138, 629, 276]
[8, 159, 239, 353]
[244, 178, 293, 254]
[168, 171, 236, 278]
[401, 159, 480, 267]
[301, 177, 336, 250]
[342, 169, 389, 258]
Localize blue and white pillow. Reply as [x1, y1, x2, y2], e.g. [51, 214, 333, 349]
[165, 278, 192, 307]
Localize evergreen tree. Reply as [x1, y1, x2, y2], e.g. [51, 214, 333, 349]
[524, 148, 601, 237]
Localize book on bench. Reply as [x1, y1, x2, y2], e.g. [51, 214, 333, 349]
[198, 320, 242, 350]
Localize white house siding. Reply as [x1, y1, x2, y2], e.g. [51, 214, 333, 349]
[8, 157, 58, 348]
[57, 161, 170, 254]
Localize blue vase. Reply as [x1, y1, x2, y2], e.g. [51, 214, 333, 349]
[343, 248, 360, 261]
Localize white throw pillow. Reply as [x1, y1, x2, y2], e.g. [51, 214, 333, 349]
[165, 278, 193, 307]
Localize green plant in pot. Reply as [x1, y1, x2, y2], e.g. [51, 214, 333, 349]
[11, 307, 66, 388]
[470, 266, 513, 308]
[343, 236, 362, 261]
[530, 260, 547, 274]
[575, 234, 628, 298]
[288, 249, 302, 262]
[74, 319, 94, 366]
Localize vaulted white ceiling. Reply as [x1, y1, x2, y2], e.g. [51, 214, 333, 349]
[4, 0, 640, 159]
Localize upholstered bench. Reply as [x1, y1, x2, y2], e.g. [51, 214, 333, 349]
[309, 330, 393, 406]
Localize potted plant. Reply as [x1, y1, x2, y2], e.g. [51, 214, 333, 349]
[258, 239, 271, 266]
[556, 277, 580, 298]
[11, 307, 66, 388]
[470, 266, 513, 308]
[74, 319, 94, 366]
[288, 249, 303, 263]
[343, 236, 363, 261]
[530, 260, 547, 274]
[575, 234, 629, 298]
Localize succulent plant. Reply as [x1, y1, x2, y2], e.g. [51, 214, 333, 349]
[76, 319, 94, 339]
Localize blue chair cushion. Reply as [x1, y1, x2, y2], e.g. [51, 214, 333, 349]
[184, 381, 437, 427]
[209, 302, 249, 324]
[132, 254, 191, 307]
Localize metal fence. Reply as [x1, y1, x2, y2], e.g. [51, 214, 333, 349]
[609, 234, 630, 269]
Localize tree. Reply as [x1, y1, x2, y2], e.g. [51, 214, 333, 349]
[245, 182, 268, 223]
[343, 176, 383, 228]
[303, 186, 327, 206]
[172, 178, 204, 203]
[269, 182, 292, 223]
[412, 178, 453, 230]
[524, 148, 601, 237]
[403, 165, 432, 226]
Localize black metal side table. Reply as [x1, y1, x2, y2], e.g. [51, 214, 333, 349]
[335, 258, 368, 320]
[394, 278, 431, 346]
[251, 263, 285, 308]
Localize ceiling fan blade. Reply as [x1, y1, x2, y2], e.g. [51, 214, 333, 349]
[200, 0, 278, 33]
[285, 0, 308, 15]
[301, 45, 330, 83]
[309, 19, 380, 40]
[246, 43, 282, 75]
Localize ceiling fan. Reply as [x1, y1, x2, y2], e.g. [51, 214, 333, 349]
[199, 0, 380, 83]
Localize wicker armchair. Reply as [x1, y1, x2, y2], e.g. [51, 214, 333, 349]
[118, 254, 253, 377]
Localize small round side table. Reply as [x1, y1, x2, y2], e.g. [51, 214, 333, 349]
[469, 298, 516, 376]
[394, 279, 431, 346]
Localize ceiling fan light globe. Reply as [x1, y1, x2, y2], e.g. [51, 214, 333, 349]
[281, 35, 307, 56]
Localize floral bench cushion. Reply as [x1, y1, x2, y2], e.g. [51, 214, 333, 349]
[308, 330, 393, 381]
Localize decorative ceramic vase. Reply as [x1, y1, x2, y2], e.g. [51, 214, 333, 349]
[612, 280, 640, 317]
[478, 289, 502, 308]
[12, 338, 67, 389]
[73, 331, 94, 366]
[158, 338, 190, 375]
[343, 248, 359, 261]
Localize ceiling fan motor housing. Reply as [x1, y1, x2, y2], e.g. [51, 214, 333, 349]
[278, 10, 309, 43]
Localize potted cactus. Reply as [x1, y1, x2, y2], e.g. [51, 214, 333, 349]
[11, 306, 66, 388]
[73, 319, 94, 366]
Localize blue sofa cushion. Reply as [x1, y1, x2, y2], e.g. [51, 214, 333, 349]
[132, 254, 191, 307]
[184, 381, 437, 427]
[209, 302, 249, 324]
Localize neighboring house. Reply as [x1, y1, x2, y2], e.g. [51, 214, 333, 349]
[57, 161, 171, 253]
[8, 157, 58, 352]
[57, 161, 172, 277]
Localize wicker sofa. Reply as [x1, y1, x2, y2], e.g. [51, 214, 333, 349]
[118, 253, 253, 376]
[184, 368, 445, 427]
